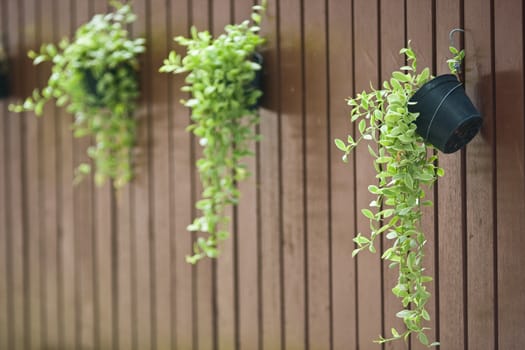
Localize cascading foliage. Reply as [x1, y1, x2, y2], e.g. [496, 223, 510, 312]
[335, 42, 464, 346]
[160, 2, 266, 263]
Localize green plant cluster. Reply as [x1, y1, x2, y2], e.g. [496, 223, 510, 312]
[335, 44, 464, 346]
[10, 1, 145, 188]
[160, 3, 265, 263]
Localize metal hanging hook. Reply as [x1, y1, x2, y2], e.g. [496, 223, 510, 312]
[448, 28, 464, 74]
[449, 28, 464, 48]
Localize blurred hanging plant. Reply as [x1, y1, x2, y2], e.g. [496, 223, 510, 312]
[335, 43, 465, 347]
[10, 1, 145, 188]
[160, 2, 266, 263]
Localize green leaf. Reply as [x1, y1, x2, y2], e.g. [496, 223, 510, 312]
[334, 138, 347, 152]
[361, 208, 375, 220]
[418, 332, 429, 346]
[358, 119, 366, 135]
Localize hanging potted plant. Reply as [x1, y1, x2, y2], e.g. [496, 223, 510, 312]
[0, 41, 8, 98]
[160, 2, 266, 263]
[9, 1, 145, 188]
[335, 42, 481, 346]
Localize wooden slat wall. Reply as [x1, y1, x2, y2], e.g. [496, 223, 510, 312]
[0, 0, 523, 349]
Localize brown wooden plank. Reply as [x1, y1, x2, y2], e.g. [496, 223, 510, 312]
[73, 1, 95, 348]
[148, 0, 173, 347]
[210, 1, 236, 348]
[234, 1, 261, 349]
[405, 1, 440, 349]
[435, 1, 467, 349]
[353, 0, 381, 347]
[6, 0, 27, 348]
[279, 0, 306, 348]
[169, 0, 194, 348]
[131, 0, 153, 348]
[17, 1, 42, 349]
[192, 1, 214, 349]
[116, 183, 133, 350]
[55, 0, 75, 348]
[303, 0, 330, 349]
[379, 1, 408, 348]
[258, 0, 283, 348]
[0, 2, 9, 347]
[494, 0, 525, 348]
[464, 0, 496, 349]
[89, 1, 115, 349]
[327, 0, 357, 348]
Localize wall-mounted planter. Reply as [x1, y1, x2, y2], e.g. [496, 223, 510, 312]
[0, 45, 8, 99]
[82, 64, 136, 107]
[249, 52, 263, 110]
[409, 74, 482, 153]
[0, 70, 8, 99]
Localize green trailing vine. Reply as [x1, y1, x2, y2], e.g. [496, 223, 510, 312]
[10, 1, 145, 188]
[335, 43, 464, 346]
[160, 2, 266, 263]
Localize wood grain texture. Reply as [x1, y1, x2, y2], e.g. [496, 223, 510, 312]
[169, 0, 194, 349]
[0, 0, 522, 349]
[0, 1, 8, 347]
[57, 0, 76, 348]
[279, 0, 307, 348]
[494, 1, 525, 349]
[353, 0, 382, 347]
[464, 0, 496, 349]
[259, 0, 283, 348]
[327, 0, 357, 348]
[235, 0, 262, 349]
[303, 0, 331, 349]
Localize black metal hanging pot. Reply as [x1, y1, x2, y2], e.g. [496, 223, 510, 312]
[408, 74, 482, 153]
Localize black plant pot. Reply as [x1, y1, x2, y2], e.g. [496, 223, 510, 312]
[82, 64, 135, 107]
[0, 72, 8, 99]
[409, 74, 482, 153]
[249, 52, 263, 110]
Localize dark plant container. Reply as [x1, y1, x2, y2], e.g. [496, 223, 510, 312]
[0, 58, 8, 99]
[0, 72, 8, 99]
[82, 64, 135, 107]
[409, 74, 482, 153]
[249, 52, 263, 110]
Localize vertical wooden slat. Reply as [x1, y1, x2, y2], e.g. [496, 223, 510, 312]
[0, 1, 9, 347]
[6, 0, 27, 348]
[435, 1, 467, 349]
[73, 1, 95, 348]
[116, 183, 133, 350]
[303, 0, 330, 349]
[280, 0, 306, 348]
[192, 1, 214, 349]
[149, 0, 172, 347]
[91, 1, 114, 348]
[131, 0, 153, 348]
[327, 0, 357, 348]
[495, 0, 525, 348]
[379, 1, 408, 348]
[209, 1, 237, 348]
[406, 1, 439, 349]
[54, 0, 75, 349]
[117, 2, 140, 349]
[353, 0, 381, 347]
[234, 1, 261, 349]
[259, 0, 283, 348]
[169, 0, 194, 348]
[464, 0, 496, 349]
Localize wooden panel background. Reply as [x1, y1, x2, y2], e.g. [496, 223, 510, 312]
[0, 0, 523, 349]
